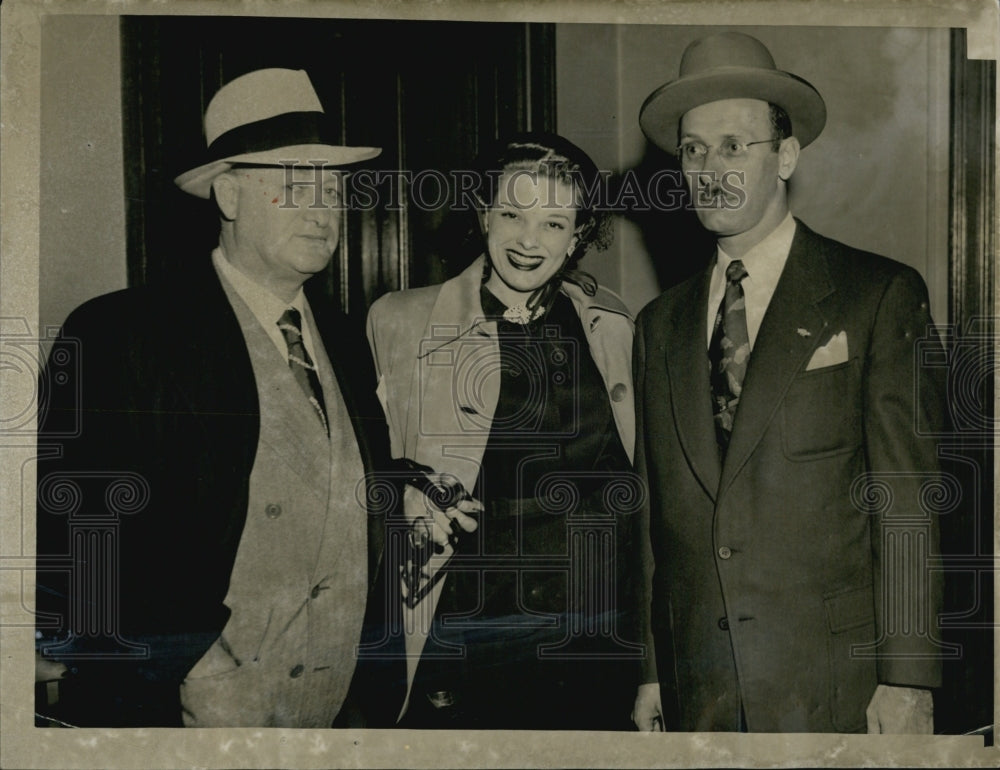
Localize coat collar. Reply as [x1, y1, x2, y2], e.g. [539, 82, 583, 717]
[422, 255, 632, 352]
[163, 256, 261, 425]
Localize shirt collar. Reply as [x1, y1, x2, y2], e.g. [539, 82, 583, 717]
[716, 212, 796, 282]
[212, 246, 306, 326]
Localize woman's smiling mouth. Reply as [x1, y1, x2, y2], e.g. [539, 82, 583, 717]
[506, 249, 544, 270]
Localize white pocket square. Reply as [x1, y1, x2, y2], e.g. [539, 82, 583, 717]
[806, 331, 849, 370]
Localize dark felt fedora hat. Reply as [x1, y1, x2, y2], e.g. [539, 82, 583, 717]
[175, 68, 381, 198]
[639, 32, 826, 152]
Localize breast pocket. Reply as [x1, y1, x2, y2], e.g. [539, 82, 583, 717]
[781, 358, 862, 460]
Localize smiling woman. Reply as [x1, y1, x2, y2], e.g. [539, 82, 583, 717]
[365, 133, 641, 730]
[476, 134, 613, 320]
[483, 171, 579, 307]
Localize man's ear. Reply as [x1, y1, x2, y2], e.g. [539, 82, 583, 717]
[212, 171, 240, 221]
[777, 136, 800, 181]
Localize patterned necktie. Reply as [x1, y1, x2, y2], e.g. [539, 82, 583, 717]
[709, 259, 750, 455]
[277, 307, 328, 434]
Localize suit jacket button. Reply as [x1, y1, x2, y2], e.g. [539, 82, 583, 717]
[265, 503, 282, 519]
[610, 383, 628, 402]
[718, 546, 732, 560]
[718, 617, 729, 630]
[290, 664, 304, 679]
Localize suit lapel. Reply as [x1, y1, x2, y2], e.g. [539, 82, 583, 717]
[665, 268, 723, 499]
[165, 259, 260, 435]
[718, 222, 835, 497]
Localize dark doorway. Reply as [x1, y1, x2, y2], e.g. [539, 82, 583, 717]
[120, 15, 554, 320]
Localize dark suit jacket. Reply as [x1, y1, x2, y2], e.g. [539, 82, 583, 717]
[633, 220, 946, 732]
[35, 257, 404, 727]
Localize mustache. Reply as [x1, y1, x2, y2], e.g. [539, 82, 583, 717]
[689, 171, 747, 210]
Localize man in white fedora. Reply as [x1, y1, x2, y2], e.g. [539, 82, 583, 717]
[630, 32, 947, 733]
[35, 68, 403, 727]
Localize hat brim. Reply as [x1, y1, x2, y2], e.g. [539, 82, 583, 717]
[639, 67, 826, 152]
[174, 144, 382, 199]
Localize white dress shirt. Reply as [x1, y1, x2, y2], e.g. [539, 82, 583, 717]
[212, 247, 320, 362]
[706, 213, 797, 350]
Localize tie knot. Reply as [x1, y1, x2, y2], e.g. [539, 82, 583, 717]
[726, 260, 748, 284]
[277, 307, 303, 339]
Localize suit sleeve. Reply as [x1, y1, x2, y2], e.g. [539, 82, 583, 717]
[864, 266, 946, 689]
[631, 313, 659, 686]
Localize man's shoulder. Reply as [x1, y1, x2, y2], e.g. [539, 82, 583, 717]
[58, 270, 240, 368]
[61, 264, 225, 331]
[60, 285, 161, 336]
[795, 219, 922, 287]
[636, 269, 705, 328]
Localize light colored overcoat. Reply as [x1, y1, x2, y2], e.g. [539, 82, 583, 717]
[366, 255, 636, 707]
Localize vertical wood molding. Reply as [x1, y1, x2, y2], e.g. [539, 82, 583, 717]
[120, 19, 557, 317]
[394, 71, 410, 293]
[948, 29, 996, 333]
[938, 27, 995, 738]
[119, 17, 149, 289]
[527, 23, 556, 132]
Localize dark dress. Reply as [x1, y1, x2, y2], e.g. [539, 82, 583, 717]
[401, 287, 640, 730]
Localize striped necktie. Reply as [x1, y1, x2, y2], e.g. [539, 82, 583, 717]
[277, 307, 328, 434]
[709, 259, 750, 455]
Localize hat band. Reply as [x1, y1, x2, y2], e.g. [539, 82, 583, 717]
[206, 111, 339, 163]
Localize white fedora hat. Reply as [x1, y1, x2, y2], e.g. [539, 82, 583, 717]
[639, 32, 827, 152]
[174, 68, 381, 198]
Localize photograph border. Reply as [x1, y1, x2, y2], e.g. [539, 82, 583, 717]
[2, 0, 997, 767]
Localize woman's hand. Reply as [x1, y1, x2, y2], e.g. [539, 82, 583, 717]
[403, 475, 482, 551]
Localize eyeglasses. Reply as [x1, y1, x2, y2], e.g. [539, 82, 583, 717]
[675, 139, 775, 165]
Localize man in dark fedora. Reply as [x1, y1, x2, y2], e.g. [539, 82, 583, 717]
[630, 32, 947, 733]
[35, 68, 402, 727]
